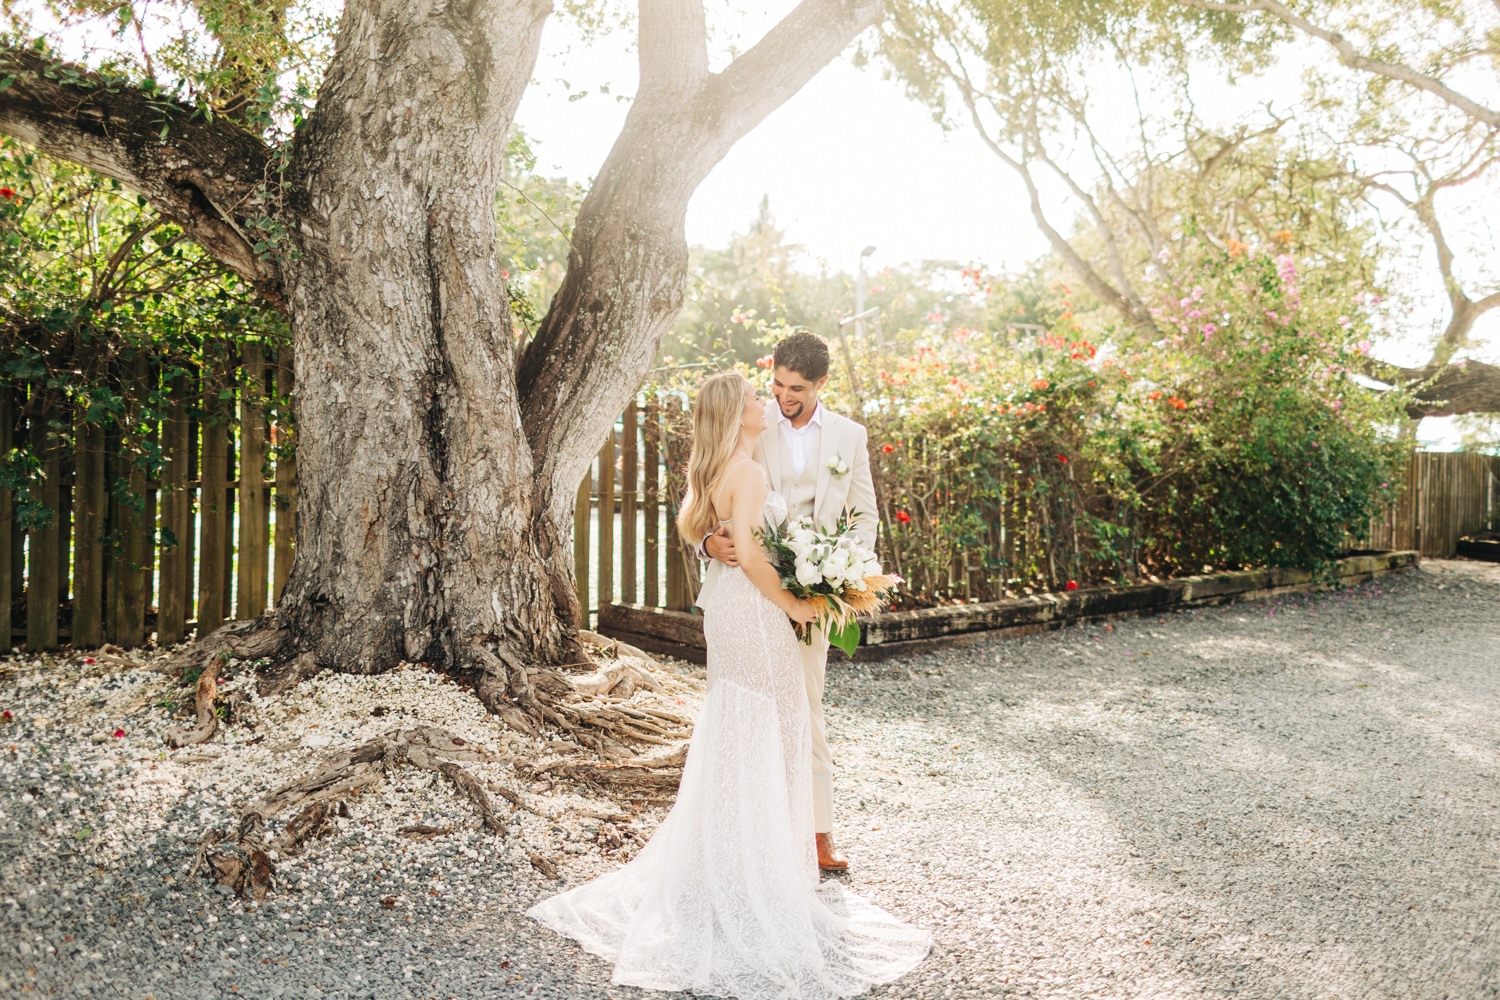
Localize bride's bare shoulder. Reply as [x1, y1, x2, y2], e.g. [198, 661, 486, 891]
[715, 459, 768, 519]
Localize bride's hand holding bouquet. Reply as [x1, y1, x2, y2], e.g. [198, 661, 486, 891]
[757, 512, 901, 656]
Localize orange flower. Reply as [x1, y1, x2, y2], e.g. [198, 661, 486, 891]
[1227, 239, 1247, 258]
[1273, 229, 1293, 245]
[1147, 390, 1162, 401]
[1032, 378, 1049, 390]
[1169, 396, 1188, 410]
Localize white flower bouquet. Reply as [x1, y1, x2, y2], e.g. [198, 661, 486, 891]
[758, 513, 901, 656]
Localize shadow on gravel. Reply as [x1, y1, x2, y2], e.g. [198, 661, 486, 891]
[830, 565, 1500, 997]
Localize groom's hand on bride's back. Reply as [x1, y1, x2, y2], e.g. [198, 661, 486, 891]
[706, 527, 738, 566]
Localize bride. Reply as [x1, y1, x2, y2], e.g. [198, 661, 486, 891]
[528, 372, 931, 998]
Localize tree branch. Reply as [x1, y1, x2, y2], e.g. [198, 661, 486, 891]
[1361, 357, 1500, 418]
[0, 46, 283, 307]
[517, 0, 883, 539]
[638, 0, 709, 98]
[704, 0, 883, 149]
[1172, 0, 1499, 128]
[933, 26, 1155, 331]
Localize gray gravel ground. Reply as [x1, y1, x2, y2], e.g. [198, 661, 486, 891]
[1, 559, 1497, 999]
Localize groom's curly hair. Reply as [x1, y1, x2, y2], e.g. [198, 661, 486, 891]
[772, 330, 831, 381]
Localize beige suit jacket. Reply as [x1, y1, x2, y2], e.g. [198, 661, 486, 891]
[695, 402, 878, 609]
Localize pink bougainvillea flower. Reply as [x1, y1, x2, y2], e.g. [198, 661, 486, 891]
[1065, 580, 1079, 591]
[112, 728, 126, 738]
[896, 510, 912, 524]
[1355, 339, 1372, 355]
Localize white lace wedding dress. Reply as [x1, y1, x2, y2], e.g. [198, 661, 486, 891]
[528, 491, 931, 998]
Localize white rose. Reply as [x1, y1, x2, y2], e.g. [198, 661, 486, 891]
[795, 559, 823, 587]
[824, 549, 853, 582]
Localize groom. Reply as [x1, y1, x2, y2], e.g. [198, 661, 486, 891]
[697, 330, 878, 873]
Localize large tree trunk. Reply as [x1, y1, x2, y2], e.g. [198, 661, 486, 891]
[274, 0, 579, 707]
[0, 0, 882, 728]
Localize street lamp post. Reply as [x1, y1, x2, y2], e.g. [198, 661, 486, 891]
[854, 244, 877, 344]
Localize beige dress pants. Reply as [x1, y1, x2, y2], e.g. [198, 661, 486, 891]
[799, 627, 834, 833]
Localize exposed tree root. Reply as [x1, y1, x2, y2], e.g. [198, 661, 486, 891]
[162, 614, 296, 687]
[529, 745, 689, 802]
[477, 645, 695, 760]
[191, 726, 516, 901]
[164, 658, 220, 748]
[166, 613, 696, 758]
[167, 615, 702, 901]
[81, 643, 160, 673]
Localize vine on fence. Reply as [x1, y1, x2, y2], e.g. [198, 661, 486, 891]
[0, 137, 291, 524]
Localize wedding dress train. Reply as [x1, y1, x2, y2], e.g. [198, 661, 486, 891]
[528, 492, 930, 999]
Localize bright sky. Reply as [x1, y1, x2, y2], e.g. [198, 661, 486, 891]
[515, 19, 1047, 280]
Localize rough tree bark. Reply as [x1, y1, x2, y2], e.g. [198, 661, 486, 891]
[0, 0, 882, 731]
[1364, 359, 1500, 418]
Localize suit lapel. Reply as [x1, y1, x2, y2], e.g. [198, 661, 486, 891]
[814, 410, 838, 526]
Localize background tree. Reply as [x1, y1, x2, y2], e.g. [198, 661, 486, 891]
[0, 0, 882, 733]
[877, 0, 1500, 418]
[664, 195, 1003, 375]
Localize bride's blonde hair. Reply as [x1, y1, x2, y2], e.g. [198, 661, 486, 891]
[677, 372, 749, 546]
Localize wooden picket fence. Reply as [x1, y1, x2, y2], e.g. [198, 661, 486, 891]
[3, 375, 1496, 649]
[0, 342, 295, 651]
[1366, 451, 1500, 557]
[574, 394, 699, 625]
[574, 441, 1500, 626]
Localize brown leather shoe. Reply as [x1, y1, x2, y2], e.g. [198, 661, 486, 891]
[815, 832, 849, 873]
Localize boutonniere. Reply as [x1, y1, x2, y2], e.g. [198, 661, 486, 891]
[826, 456, 850, 478]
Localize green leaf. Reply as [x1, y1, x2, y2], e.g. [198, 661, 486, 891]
[827, 620, 860, 658]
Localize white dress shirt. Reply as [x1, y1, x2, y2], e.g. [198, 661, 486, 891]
[780, 402, 823, 476]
